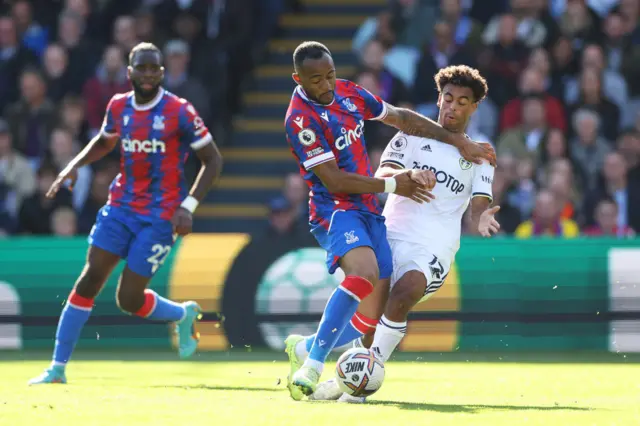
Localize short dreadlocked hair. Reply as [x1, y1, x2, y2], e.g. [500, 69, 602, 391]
[434, 65, 488, 103]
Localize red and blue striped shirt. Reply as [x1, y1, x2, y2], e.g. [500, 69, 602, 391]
[100, 89, 212, 221]
[285, 79, 388, 228]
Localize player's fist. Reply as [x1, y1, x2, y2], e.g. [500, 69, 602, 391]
[478, 205, 501, 237]
[409, 169, 436, 190]
[46, 166, 78, 199]
[394, 170, 435, 203]
[172, 208, 193, 236]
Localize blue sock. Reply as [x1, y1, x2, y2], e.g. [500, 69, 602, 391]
[305, 322, 365, 352]
[135, 290, 186, 322]
[52, 291, 93, 366]
[306, 276, 373, 365]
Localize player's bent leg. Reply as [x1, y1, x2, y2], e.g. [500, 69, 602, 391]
[306, 279, 389, 402]
[124, 222, 202, 358]
[116, 266, 201, 359]
[291, 246, 377, 397]
[372, 270, 427, 362]
[29, 246, 121, 385]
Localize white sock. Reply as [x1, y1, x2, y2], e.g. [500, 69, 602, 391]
[302, 358, 324, 374]
[371, 315, 407, 362]
[295, 339, 309, 360]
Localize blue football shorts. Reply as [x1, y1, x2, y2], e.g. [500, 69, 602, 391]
[311, 209, 392, 279]
[88, 205, 175, 277]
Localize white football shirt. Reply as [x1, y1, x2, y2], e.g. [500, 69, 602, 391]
[380, 132, 495, 260]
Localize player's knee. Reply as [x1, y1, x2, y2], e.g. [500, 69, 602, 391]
[347, 264, 379, 287]
[115, 287, 144, 313]
[75, 265, 110, 297]
[387, 272, 426, 318]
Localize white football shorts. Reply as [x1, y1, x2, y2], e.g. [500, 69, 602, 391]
[388, 238, 452, 303]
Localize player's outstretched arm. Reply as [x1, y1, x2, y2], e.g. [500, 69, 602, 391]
[312, 159, 433, 203]
[46, 133, 119, 199]
[172, 141, 223, 236]
[380, 104, 496, 166]
[470, 196, 500, 237]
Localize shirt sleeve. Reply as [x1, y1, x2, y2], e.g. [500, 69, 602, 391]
[179, 101, 213, 150]
[285, 114, 335, 171]
[99, 96, 118, 138]
[379, 133, 416, 169]
[471, 161, 495, 201]
[354, 84, 388, 121]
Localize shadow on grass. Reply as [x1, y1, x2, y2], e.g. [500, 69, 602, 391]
[365, 399, 594, 413]
[150, 384, 281, 392]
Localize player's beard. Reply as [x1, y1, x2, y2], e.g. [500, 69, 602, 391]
[132, 80, 161, 102]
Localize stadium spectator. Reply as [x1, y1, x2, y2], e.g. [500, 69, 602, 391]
[538, 128, 570, 173]
[565, 43, 628, 113]
[583, 198, 636, 237]
[162, 39, 211, 126]
[548, 171, 578, 221]
[282, 172, 309, 222]
[0, 15, 39, 113]
[82, 45, 129, 134]
[515, 189, 580, 237]
[567, 66, 620, 141]
[482, 0, 548, 49]
[5, 68, 56, 166]
[50, 206, 78, 237]
[617, 129, 640, 182]
[360, 39, 410, 106]
[17, 161, 72, 235]
[77, 161, 117, 234]
[42, 43, 75, 103]
[498, 95, 549, 160]
[500, 66, 567, 133]
[583, 152, 640, 231]
[439, 0, 484, 50]
[413, 20, 474, 107]
[11, 0, 48, 57]
[47, 127, 92, 212]
[56, 9, 99, 89]
[570, 108, 611, 192]
[478, 13, 530, 105]
[58, 95, 90, 143]
[112, 15, 139, 56]
[0, 118, 35, 220]
[489, 167, 522, 234]
[265, 196, 304, 237]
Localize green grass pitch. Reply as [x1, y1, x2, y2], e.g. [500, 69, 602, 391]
[0, 351, 638, 426]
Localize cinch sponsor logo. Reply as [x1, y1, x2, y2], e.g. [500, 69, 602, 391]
[122, 138, 166, 153]
[336, 120, 364, 151]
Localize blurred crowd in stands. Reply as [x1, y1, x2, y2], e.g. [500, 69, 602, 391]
[268, 0, 640, 239]
[2, 0, 639, 239]
[0, 0, 290, 236]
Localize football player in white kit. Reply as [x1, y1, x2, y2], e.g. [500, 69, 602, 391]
[311, 65, 501, 403]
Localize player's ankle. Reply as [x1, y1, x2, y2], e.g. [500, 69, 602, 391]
[302, 358, 324, 375]
[50, 361, 66, 371]
[295, 339, 308, 359]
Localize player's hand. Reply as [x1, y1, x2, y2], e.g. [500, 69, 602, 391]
[478, 205, 501, 237]
[453, 135, 496, 166]
[46, 166, 78, 199]
[394, 170, 435, 203]
[171, 207, 193, 236]
[409, 169, 436, 190]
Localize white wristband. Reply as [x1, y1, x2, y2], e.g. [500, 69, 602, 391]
[384, 177, 397, 193]
[180, 195, 199, 214]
